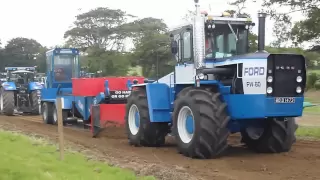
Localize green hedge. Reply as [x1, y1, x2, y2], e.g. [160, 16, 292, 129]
[307, 72, 320, 90]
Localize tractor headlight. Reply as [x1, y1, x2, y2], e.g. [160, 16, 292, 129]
[267, 76, 273, 83]
[296, 76, 302, 83]
[296, 86, 302, 93]
[197, 73, 205, 80]
[267, 87, 273, 94]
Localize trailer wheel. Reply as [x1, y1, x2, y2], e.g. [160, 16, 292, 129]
[241, 118, 297, 153]
[30, 90, 41, 115]
[172, 88, 230, 159]
[52, 105, 68, 125]
[42, 102, 54, 124]
[125, 88, 169, 147]
[0, 88, 15, 116]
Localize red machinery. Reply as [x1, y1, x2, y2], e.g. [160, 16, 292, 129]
[70, 76, 145, 136]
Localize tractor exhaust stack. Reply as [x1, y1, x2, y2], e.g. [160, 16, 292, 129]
[258, 12, 267, 52]
[193, 0, 205, 69]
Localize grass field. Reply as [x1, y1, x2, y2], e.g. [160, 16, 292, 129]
[304, 91, 320, 114]
[296, 126, 320, 139]
[308, 69, 320, 74]
[303, 105, 320, 113]
[0, 131, 155, 180]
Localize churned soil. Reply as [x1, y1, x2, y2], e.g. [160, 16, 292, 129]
[0, 115, 319, 180]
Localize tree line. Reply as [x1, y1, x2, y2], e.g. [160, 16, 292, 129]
[0, 0, 318, 78]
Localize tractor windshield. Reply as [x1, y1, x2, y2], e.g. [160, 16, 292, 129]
[54, 54, 78, 82]
[0, 73, 6, 78]
[8, 71, 35, 84]
[205, 24, 248, 59]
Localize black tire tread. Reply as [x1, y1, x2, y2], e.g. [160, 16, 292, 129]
[30, 90, 40, 115]
[2, 90, 14, 116]
[241, 118, 297, 153]
[173, 88, 230, 159]
[125, 88, 169, 147]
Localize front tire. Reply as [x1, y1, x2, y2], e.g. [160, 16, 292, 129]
[172, 88, 230, 159]
[125, 88, 169, 147]
[241, 118, 297, 153]
[0, 88, 15, 116]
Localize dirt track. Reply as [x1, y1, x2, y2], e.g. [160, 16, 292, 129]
[1, 115, 320, 180]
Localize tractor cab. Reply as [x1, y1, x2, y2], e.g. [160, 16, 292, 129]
[170, 12, 255, 63]
[204, 13, 255, 59]
[5, 67, 37, 86]
[45, 48, 80, 88]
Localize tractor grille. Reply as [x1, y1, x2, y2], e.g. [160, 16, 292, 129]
[267, 54, 306, 97]
[18, 87, 28, 94]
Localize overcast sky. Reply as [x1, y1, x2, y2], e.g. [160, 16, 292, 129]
[0, 0, 302, 48]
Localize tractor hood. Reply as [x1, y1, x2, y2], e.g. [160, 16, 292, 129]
[209, 52, 306, 68]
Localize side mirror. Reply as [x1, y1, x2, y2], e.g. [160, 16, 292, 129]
[171, 40, 178, 54]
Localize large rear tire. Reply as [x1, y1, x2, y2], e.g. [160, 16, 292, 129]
[241, 118, 297, 153]
[172, 88, 230, 159]
[30, 90, 41, 115]
[125, 88, 169, 147]
[0, 88, 15, 116]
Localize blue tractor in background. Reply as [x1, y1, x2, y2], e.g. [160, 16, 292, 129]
[125, 0, 306, 159]
[0, 67, 43, 115]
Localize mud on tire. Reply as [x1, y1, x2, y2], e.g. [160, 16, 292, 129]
[172, 87, 230, 159]
[1, 88, 15, 116]
[125, 88, 169, 147]
[241, 118, 298, 153]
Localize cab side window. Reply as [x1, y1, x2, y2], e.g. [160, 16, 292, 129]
[182, 31, 192, 62]
[173, 34, 181, 62]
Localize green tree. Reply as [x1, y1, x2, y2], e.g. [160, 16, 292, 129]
[131, 33, 172, 78]
[291, 7, 320, 47]
[129, 18, 173, 78]
[34, 47, 49, 73]
[84, 47, 130, 76]
[64, 7, 136, 51]
[261, 0, 320, 47]
[0, 39, 4, 71]
[2, 37, 43, 68]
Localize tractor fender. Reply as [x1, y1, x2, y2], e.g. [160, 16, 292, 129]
[1, 82, 16, 91]
[28, 82, 43, 91]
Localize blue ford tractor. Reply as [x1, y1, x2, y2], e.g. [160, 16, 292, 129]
[125, 0, 306, 159]
[0, 67, 43, 115]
